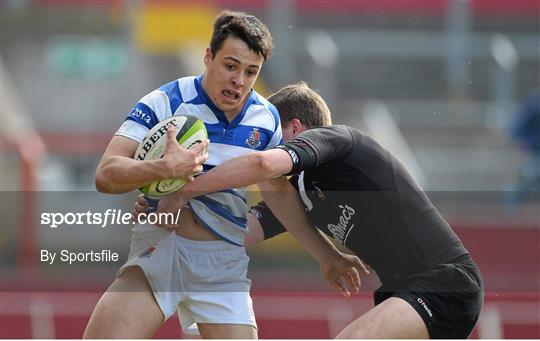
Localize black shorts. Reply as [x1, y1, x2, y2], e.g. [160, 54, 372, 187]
[374, 254, 484, 339]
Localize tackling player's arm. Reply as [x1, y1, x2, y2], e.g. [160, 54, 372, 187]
[253, 126, 366, 294]
[242, 193, 365, 297]
[179, 126, 353, 197]
[245, 201, 287, 247]
[259, 176, 365, 297]
[245, 212, 266, 247]
[95, 126, 208, 194]
[154, 126, 352, 219]
[152, 147, 294, 215]
[186, 148, 293, 194]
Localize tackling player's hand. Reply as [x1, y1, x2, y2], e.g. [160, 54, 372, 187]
[320, 252, 369, 298]
[132, 194, 154, 225]
[131, 194, 180, 230]
[162, 125, 209, 181]
[154, 191, 188, 230]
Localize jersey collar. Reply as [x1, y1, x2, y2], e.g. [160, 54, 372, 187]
[195, 75, 255, 129]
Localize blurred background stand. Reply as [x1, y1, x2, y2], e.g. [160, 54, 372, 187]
[1, 0, 539, 338]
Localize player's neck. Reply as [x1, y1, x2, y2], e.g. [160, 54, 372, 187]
[223, 110, 238, 123]
[223, 94, 250, 123]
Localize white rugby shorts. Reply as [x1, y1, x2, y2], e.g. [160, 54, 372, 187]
[117, 223, 256, 331]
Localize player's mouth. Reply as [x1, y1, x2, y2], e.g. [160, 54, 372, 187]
[222, 89, 240, 104]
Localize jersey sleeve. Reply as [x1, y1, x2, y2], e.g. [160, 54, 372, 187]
[115, 89, 170, 143]
[115, 102, 156, 143]
[276, 125, 354, 175]
[249, 201, 287, 240]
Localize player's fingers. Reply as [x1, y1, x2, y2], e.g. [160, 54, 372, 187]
[196, 152, 209, 165]
[136, 194, 149, 207]
[165, 125, 178, 150]
[347, 267, 361, 292]
[131, 210, 145, 223]
[134, 202, 147, 214]
[333, 277, 351, 298]
[191, 139, 209, 154]
[330, 282, 343, 295]
[346, 273, 358, 294]
[186, 175, 195, 183]
[347, 272, 360, 293]
[189, 140, 208, 159]
[193, 164, 203, 174]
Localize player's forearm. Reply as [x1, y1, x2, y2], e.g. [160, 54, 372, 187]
[95, 156, 170, 194]
[259, 178, 341, 265]
[245, 213, 265, 247]
[182, 154, 264, 197]
[181, 149, 290, 199]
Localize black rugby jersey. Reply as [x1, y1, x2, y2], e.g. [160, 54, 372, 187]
[251, 125, 468, 284]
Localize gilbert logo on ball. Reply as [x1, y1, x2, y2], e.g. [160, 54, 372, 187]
[134, 115, 208, 199]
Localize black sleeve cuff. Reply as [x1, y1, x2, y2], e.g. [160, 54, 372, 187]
[275, 139, 318, 176]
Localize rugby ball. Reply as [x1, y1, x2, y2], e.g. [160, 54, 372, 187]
[134, 115, 207, 199]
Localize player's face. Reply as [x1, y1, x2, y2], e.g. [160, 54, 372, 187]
[203, 36, 263, 118]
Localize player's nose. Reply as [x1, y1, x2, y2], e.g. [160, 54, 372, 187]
[231, 72, 244, 88]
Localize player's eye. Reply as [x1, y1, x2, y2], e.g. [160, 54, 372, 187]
[225, 64, 235, 70]
[246, 70, 258, 77]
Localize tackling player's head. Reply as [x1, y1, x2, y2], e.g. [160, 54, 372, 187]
[202, 10, 273, 118]
[268, 82, 332, 141]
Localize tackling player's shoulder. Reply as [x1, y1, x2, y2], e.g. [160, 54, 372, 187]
[321, 124, 355, 135]
[279, 125, 356, 170]
[297, 124, 355, 148]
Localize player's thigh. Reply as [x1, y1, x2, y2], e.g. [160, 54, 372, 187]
[197, 323, 257, 339]
[83, 266, 164, 339]
[336, 296, 429, 339]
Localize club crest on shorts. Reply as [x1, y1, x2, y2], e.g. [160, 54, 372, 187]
[139, 246, 156, 258]
[245, 128, 261, 149]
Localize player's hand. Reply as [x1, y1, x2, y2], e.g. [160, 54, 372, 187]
[320, 252, 369, 298]
[131, 192, 187, 230]
[132, 194, 164, 225]
[132, 194, 150, 224]
[162, 126, 209, 180]
[131, 194, 175, 230]
[154, 191, 189, 230]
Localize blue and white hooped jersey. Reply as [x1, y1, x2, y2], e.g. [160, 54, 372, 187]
[116, 75, 282, 245]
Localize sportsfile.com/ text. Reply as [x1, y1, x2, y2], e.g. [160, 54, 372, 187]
[40, 209, 181, 228]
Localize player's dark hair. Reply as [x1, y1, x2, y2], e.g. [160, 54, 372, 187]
[268, 82, 332, 128]
[210, 10, 273, 61]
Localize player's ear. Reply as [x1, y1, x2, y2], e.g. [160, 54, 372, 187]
[204, 47, 212, 65]
[290, 118, 303, 134]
